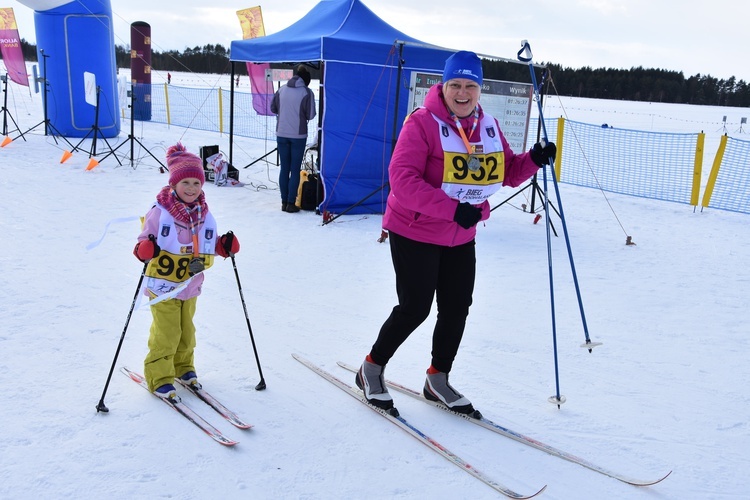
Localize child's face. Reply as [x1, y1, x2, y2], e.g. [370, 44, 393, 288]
[173, 178, 203, 203]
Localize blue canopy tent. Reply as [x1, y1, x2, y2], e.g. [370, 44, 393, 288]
[229, 0, 455, 214]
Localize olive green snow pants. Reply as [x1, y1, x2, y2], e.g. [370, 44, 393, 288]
[144, 297, 198, 392]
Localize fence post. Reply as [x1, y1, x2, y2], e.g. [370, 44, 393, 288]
[218, 87, 224, 134]
[164, 83, 171, 125]
[701, 134, 728, 209]
[691, 132, 705, 207]
[555, 116, 565, 181]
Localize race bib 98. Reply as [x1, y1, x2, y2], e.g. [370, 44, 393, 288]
[146, 251, 215, 283]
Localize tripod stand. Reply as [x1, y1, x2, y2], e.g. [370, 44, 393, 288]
[1, 74, 22, 138]
[97, 83, 165, 170]
[243, 147, 278, 169]
[491, 172, 560, 236]
[14, 50, 75, 148]
[72, 85, 119, 163]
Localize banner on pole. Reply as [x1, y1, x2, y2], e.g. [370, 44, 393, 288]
[0, 8, 30, 87]
[84, 71, 97, 107]
[236, 6, 273, 116]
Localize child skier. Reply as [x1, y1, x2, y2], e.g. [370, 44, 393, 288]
[133, 142, 240, 398]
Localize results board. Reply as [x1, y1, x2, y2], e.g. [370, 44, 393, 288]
[408, 73, 534, 152]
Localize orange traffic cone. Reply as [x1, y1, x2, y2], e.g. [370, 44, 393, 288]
[1, 136, 11, 147]
[85, 158, 100, 171]
[60, 150, 73, 163]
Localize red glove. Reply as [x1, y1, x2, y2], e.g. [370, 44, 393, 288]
[134, 235, 160, 262]
[216, 231, 240, 258]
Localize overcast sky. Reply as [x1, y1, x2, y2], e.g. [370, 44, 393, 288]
[7, 0, 750, 82]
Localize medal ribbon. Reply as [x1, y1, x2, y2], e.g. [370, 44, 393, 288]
[451, 106, 480, 157]
[172, 189, 203, 258]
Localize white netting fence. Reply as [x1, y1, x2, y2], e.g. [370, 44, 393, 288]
[530, 118, 701, 206]
[128, 83, 749, 214]
[702, 136, 750, 214]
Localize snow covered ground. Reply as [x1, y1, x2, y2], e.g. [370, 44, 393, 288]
[0, 68, 748, 499]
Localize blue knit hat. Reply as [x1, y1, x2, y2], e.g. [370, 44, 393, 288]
[442, 51, 483, 85]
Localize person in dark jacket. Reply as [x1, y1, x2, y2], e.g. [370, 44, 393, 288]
[270, 65, 317, 213]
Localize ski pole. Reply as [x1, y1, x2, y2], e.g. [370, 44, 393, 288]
[517, 41, 563, 407]
[227, 238, 266, 390]
[518, 41, 600, 407]
[96, 259, 149, 413]
[518, 40, 600, 352]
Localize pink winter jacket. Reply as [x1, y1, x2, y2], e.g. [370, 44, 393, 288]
[382, 83, 540, 247]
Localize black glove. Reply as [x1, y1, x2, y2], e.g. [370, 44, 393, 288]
[453, 202, 482, 229]
[530, 140, 557, 167]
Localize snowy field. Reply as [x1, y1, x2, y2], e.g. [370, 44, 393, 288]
[0, 68, 748, 499]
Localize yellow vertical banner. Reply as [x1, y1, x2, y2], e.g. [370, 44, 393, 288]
[237, 7, 266, 38]
[237, 6, 274, 115]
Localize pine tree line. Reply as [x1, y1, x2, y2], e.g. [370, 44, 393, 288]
[114, 44, 244, 76]
[10, 39, 750, 107]
[482, 60, 750, 107]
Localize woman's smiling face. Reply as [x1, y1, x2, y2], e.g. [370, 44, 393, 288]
[442, 78, 481, 118]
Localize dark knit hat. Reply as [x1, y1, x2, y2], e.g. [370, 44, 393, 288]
[442, 51, 483, 85]
[166, 142, 205, 186]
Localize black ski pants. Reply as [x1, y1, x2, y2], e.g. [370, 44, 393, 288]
[370, 231, 476, 373]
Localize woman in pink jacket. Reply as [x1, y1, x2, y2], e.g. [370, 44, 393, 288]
[356, 51, 556, 416]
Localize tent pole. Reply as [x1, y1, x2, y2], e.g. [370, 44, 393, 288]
[317, 62, 325, 211]
[317, 61, 324, 152]
[390, 42, 405, 153]
[229, 61, 235, 169]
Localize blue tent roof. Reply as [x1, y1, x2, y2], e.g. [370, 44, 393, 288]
[230, 0, 451, 66]
[229, 0, 458, 214]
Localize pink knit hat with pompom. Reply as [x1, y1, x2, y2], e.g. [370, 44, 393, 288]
[166, 142, 205, 186]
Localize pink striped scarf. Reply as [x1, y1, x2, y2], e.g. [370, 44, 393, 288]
[155, 185, 208, 225]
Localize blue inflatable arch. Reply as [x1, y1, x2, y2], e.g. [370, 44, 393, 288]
[17, 0, 120, 138]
